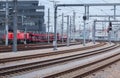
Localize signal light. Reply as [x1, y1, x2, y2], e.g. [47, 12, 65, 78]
[83, 16, 87, 21]
[109, 22, 112, 31]
[9, 8, 13, 15]
[107, 21, 112, 33]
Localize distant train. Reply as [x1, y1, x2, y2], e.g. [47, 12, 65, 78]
[2, 31, 67, 44]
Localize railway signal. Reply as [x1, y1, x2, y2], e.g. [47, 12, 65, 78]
[83, 15, 87, 21]
[107, 21, 112, 44]
[107, 21, 112, 33]
[9, 8, 13, 15]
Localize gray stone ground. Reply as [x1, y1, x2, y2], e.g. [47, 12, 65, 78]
[83, 60, 120, 78]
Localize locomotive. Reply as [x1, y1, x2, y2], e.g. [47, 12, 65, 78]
[2, 31, 67, 44]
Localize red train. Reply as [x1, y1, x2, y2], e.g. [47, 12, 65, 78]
[2, 31, 67, 44]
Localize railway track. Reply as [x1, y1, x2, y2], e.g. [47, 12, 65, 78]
[0, 42, 119, 78]
[0, 42, 81, 52]
[44, 44, 120, 78]
[0, 42, 105, 63]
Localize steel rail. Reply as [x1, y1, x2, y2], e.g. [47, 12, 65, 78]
[45, 44, 120, 78]
[0, 43, 119, 77]
[0, 42, 81, 52]
[0, 42, 105, 63]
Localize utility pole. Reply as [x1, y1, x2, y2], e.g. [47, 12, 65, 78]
[21, 10, 24, 27]
[49, 0, 59, 50]
[83, 6, 87, 46]
[79, 24, 81, 40]
[5, 0, 9, 46]
[93, 20, 96, 44]
[22, 10, 27, 45]
[83, 17, 86, 46]
[48, 8, 50, 43]
[61, 13, 64, 43]
[70, 16, 72, 42]
[86, 6, 89, 20]
[13, 0, 17, 52]
[114, 5, 116, 20]
[53, 5, 57, 50]
[73, 11, 76, 42]
[67, 15, 70, 46]
[49, 0, 59, 7]
[108, 17, 111, 44]
[24, 25, 27, 44]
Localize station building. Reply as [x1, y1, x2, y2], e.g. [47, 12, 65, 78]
[0, 0, 45, 34]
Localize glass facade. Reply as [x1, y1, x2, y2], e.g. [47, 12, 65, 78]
[0, 0, 45, 33]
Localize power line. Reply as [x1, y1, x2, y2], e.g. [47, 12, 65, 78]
[102, 0, 108, 3]
[100, 9, 109, 15]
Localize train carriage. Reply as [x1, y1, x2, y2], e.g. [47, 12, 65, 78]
[2, 31, 67, 44]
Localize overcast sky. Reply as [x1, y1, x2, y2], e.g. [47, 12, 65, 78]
[39, 0, 120, 32]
